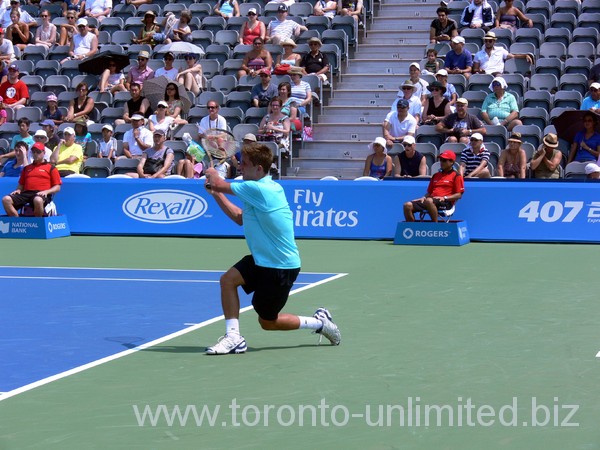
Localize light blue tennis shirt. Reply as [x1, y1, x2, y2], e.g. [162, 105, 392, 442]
[231, 176, 301, 269]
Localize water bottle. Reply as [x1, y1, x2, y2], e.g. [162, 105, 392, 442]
[182, 133, 205, 161]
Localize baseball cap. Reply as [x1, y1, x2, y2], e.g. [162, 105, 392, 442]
[258, 68, 271, 76]
[76, 18, 88, 27]
[409, 62, 421, 71]
[46, 94, 58, 102]
[451, 36, 465, 44]
[153, 129, 166, 136]
[243, 133, 257, 142]
[41, 119, 56, 127]
[397, 98, 410, 108]
[402, 135, 416, 145]
[8, 63, 18, 72]
[131, 114, 145, 121]
[438, 150, 456, 161]
[470, 132, 484, 141]
[157, 100, 169, 108]
[585, 163, 600, 175]
[102, 124, 114, 132]
[277, 4, 288, 12]
[456, 97, 469, 105]
[32, 142, 46, 152]
[0, 28, 4, 34]
[591, 82, 600, 90]
[435, 69, 448, 77]
[247, 7, 257, 14]
[63, 127, 75, 135]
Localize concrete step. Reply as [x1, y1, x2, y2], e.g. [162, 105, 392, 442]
[353, 43, 426, 58]
[292, 158, 365, 170]
[327, 97, 396, 107]
[362, 30, 428, 45]
[329, 89, 399, 102]
[317, 105, 390, 124]
[377, 4, 439, 15]
[345, 59, 415, 74]
[312, 123, 382, 140]
[369, 17, 432, 31]
[299, 145, 372, 159]
[338, 74, 408, 89]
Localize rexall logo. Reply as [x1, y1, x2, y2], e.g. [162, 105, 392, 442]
[123, 190, 208, 224]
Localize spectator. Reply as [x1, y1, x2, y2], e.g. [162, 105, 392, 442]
[0, 95, 6, 125]
[214, 0, 240, 19]
[41, 119, 60, 150]
[98, 58, 126, 94]
[1, 0, 36, 29]
[53, 127, 84, 177]
[363, 136, 392, 179]
[123, 0, 148, 6]
[163, 82, 187, 123]
[132, 11, 161, 47]
[383, 98, 417, 147]
[314, 0, 337, 19]
[473, 31, 533, 75]
[497, 132, 526, 178]
[198, 101, 228, 140]
[278, 81, 302, 132]
[421, 81, 450, 125]
[148, 99, 186, 133]
[459, 0, 495, 32]
[258, 96, 291, 154]
[589, 62, 600, 87]
[403, 150, 464, 222]
[338, 0, 363, 26]
[5, 10, 29, 52]
[164, 10, 192, 44]
[436, 97, 486, 143]
[586, 162, 600, 179]
[42, 94, 62, 125]
[125, 51, 154, 90]
[0, 61, 5, 85]
[0, 63, 28, 111]
[127, 129, 174, 178]
[33, 9, 57, 49]
[581, 83, 600, 112]
[299, 37, 330, 84]
[154, 52, 178, 81]
[122, 114, 153, 159]
[459, 132, 491, 178]
[74, 117, 92, 150]
[435, 69, 457, 108]
[494, 0, 532, 32]
[391, 80, 422, 124]
[275, 39, 302, 70]
[530, 133, 562, 179]
[566, 111, 600, 171]
[115, 82, 151, 125]
[422, 48, 440, 75]
[0, 139, 27, 177]
[481, 76, 522, 131]
[251, 68, 278, 108]
[288, 66, 312, 115]
[444, 36, 473, 79]
[392, 135, 427, 177]
[238, 37, 273, 79]
[33, 130, 53, 158]
[430, 6, 458, 43]
[98, 124, 117, 160]
[10, 117, 34, 150]
[266, 5, 306, 45]
[58, 11, 78, 47]
[84, 0, 112, 22]
[2, 142, 61, 217]
[0, 27, 15, 64]
[61, 19, 98, 63]
[177, 53, 204, 95]
[63, 0, 86, 18]
[65, 82, 95, 123]
[239, 8, 266, 45]
[405, 62, 430, 103]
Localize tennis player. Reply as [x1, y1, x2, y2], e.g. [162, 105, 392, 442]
[204, 142, 341, 355]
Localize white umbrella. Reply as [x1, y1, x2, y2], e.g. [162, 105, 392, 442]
[155, 42, 205, 57]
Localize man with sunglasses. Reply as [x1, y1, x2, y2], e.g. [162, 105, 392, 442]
[2, 142, 61, 217]
[198, 101, 228, 141]
[581, 82, 600, 112]
[125, 51, 154, 90]
[403, 150, 464, 222]
[390, 80, 422, 124]
[154, 51, 178, 81]
[63, 18, 98, 63]
[437, 97, 486, 144]
[299, 37, 330, 84]
[383, 98, 417, 148]
[266, 4, 306, 45]
[473, 31, 533, 76]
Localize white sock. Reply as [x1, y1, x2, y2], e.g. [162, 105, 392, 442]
[298, 316, 323, 330]
[226, 319, 240, 337]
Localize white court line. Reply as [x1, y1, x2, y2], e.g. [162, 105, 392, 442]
[0, 272, 347, 402]
[0, 276, 219, 283]
[595, 351, 600, 358]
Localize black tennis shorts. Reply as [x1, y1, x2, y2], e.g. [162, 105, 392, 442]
[234, 255, 300, 321]
[9, 190, 52, 210]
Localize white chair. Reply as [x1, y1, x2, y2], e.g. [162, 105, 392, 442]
[65, 173, 90, 178]
[353, 176, 380, 181]
[107, 174, 132, 179]
[419, 203, 456, 223]
[320, 176, 339, 181]
[165, 175, 187, 179]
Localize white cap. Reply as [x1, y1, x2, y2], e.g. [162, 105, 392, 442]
[102, 124, 114, 132]
[451, 36, 465, 44]
[34, 129, 48, 142]
[157, 100, 169, 108]
[243, 133, 257, 142]
[435, 69, 448, 77]
[409, 62, 421, 71]
[585, 163, 600, 175]
[402, 135, 416, 145]
[76, 18, 88, 27]
[63, 127, 75, 135]
[131, 114, 144, 121]
[591, 82, 600, 90]
[471, 132, 484, 141]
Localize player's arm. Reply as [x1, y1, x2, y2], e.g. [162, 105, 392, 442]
[205, 168, 243, 225]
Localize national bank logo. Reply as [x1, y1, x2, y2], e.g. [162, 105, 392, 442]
[123, 190, 208, 224]
[0, 221, 9, 234]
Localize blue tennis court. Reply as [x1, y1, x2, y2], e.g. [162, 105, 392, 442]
[0, 266, 343, 396]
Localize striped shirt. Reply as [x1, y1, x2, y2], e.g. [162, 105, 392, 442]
[267, 18, 300, 41]
[290, 80, 311, 102]
[460, 144, 490, 176]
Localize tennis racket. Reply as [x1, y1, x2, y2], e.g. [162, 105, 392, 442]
[200, 128, 238, 188]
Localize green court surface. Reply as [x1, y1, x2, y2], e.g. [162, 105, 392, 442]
[1, 236, 599, 450]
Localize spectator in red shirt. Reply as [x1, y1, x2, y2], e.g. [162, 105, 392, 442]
[0, 63, 29, 110]
[2, 142, 62, 217]
[403, 150, 465, 222]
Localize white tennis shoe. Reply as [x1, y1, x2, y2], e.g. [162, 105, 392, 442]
[205, 334, 247, 355]
[313, 307, 341, 346]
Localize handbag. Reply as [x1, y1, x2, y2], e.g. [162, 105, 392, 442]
[256, 133, 277, 142]
[273, 64, 291, 75]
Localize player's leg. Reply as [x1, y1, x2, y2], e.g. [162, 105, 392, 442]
[423, 197, 439, 222]
[2, 194, 19, 217]
[32, 194, 46, 217]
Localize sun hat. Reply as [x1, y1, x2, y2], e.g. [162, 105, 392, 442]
[508, 132, 522, 143]
[308, 37, 322, 45]
[138, 50, 150, 59]
[484, 31, 497, 40]
[543, 133, 559, 148]
[288, 66, 303, 76]
[428, 80, 447, 94]
[369, 137, 387, 151]
[243, 133, 257, 142]
[34, 129, 48, 142]
[281, 38, 297, 48]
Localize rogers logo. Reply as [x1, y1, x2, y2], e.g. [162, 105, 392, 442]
[403, 228, 414, 239]
[122, 190, 208, 224]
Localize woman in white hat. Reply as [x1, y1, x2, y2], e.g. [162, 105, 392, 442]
[363, 137, 392, 179]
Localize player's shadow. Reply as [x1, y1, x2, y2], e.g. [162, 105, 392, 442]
[140, 344, 318, 354]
